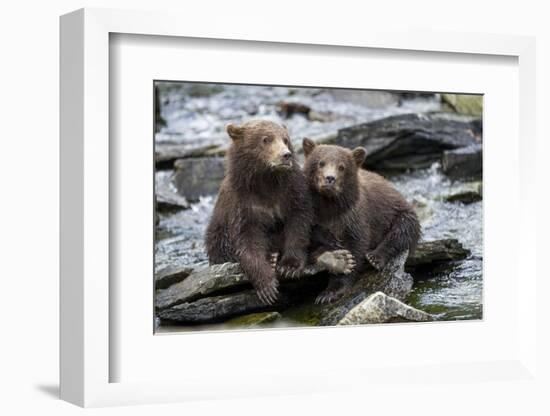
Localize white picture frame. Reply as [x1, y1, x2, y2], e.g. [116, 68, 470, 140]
[60, 7, 539, 408]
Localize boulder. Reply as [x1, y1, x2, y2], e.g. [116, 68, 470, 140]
[335, 112, 481, 171]
[441, 143, 482, 181]
[337, 292, 433, 325]
[171, 157, 226, 201]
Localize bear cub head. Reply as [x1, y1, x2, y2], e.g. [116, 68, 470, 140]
[302, 138, 367, 197]
[226, 120, 295, 172]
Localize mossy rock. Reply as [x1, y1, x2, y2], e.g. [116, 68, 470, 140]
[441, 94, 483, 116]
[224, 312, 282, 328]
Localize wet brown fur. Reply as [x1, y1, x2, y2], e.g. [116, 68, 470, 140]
[303, 140, 421, 303]
[205, 120, 313, 304]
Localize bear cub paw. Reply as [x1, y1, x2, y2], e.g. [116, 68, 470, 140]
[255, 274, 280, 306]
[277, 252, 306, 279]
[316, 250, 356, 274]
[315, 287, 347, 305]
[366, 251, 388, 271]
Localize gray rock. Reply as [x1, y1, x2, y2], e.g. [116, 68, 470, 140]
[442, 143, 482, 180]
[335, 112, 481, 171]
[156, 187, 190, 211]
[155, 143, 223, 169]
[155, 264, 195, 289]
[441, 181, 482, 204]
[406, 239, 470, 268]
[337, 292, 433, 325]
[170, 157, 226, 201]
[155, 261, 327, 310]
[157, 288, 311, 324]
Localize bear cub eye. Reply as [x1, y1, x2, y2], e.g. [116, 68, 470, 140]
[338, 164, 345, 172]
[283, 137, 289, 145]
[262, 136, 272, 144]
[319, 160, 326, 168]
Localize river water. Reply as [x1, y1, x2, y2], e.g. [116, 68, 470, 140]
[155, 83, 482, 323]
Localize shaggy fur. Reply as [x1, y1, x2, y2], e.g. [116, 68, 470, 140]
[303, 139, 421, 304]
[205, 120, 313, 305]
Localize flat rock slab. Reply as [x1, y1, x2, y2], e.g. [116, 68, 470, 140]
[156, 262, 326, 310]
[337, 291, 433, 325]
[155, 143, 222, 169]
[335, 112, 481, 171]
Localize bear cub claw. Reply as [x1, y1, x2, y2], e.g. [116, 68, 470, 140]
[315, 287, 346, 305]
[277, 252, 306, 279]
[316, 250, 356, 274]
[255, 275, 279, 305]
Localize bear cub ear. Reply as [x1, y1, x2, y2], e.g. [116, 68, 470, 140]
[226, 123, 244, 141]
[302, 138, 317, 157]
[352, 147, 367, 167]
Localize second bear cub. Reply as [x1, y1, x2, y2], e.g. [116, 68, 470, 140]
[303, 138, 421, 304]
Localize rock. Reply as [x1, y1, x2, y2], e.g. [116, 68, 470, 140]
[441, 143, 482, 180]
[441, 94, 483, 117]
[156, 187, 190, 211]
[157, 291, 276, 323]
[155, 261, 327, 310]
[155, 239, 468, 309]
[155, 264, 195, 289]
[441, 181, 482, 204]
[171, 157, 226, 201]
[318, 251, 414, 326]
[224, 311, 282, 328]
[155, 143, 222, 169]
[157, 287, 315, 324]
[329, 90, 401, 108]
[155, 239, 468, 324]
[337, 292, 433, 325]
[335, 112, 481, 171]
[406, 239, 470, 268]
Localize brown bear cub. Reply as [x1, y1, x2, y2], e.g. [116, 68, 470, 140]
[303, 139, 421, 304]
[205, 120, 313, 305]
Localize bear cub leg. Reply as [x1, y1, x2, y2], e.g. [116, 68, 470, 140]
[315, 275, 354, 305]
[366, 211, 420, 271]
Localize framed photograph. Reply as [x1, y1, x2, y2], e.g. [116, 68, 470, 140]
[60, 8, 539, 408]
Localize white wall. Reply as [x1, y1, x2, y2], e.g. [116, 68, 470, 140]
[1, 0, 548, 414]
